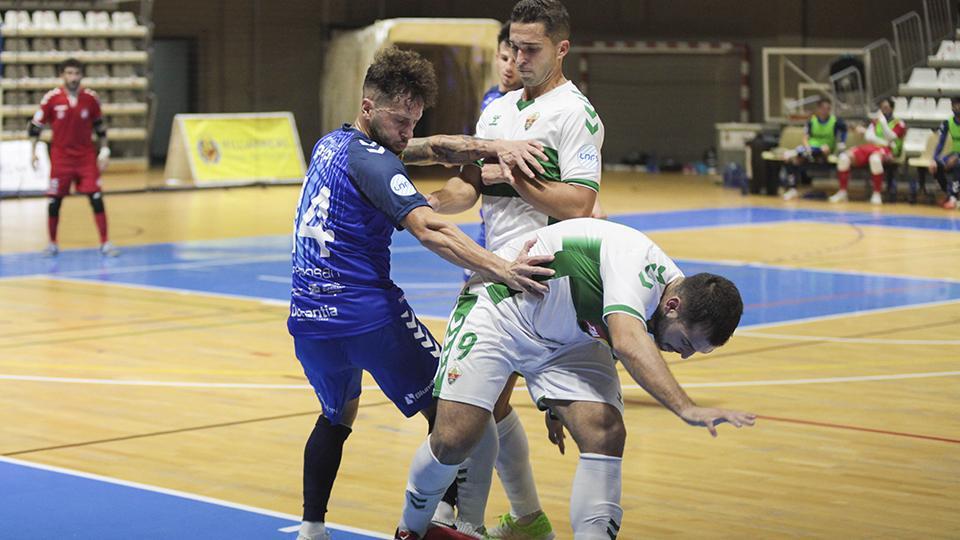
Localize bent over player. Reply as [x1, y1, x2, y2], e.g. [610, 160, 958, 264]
[29, 58, 116, 256]
[288, 47, 552, 540]
[396, 218, 756, 540]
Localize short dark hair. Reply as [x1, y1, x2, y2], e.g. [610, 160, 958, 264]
[509, 0, 571, 42]
[816, 97, 831, 106]
[497, 22, 511, 46]
[951, 96, 960, 105]
[362, 47, 438, 109]
[59, 58, 84, 74]
[879, 96, 894, 109]
[676, 273, 743, 346]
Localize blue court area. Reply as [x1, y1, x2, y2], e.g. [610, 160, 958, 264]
[2, 206, 959, 538]
[0, 458, 386, 540]
[2, 207, 960, 326]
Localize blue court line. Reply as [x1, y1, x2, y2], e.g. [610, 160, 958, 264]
[2, 209, 959, 326]
[611, 206, 960, 233]
[0, 457, 387, 540]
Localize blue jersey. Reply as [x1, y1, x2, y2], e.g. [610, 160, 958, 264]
[480, 85, 506, 113]
[288, 124, 429, 339]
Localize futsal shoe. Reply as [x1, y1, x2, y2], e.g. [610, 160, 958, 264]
[828, 190, 848, 203]
[782, 187, 799, 201]
[43, 242, 59, 257]
[100, 241, 119, 257]
[942, 196, 957, 210]
[870, 191, 883, 205]
[484, 512, 556, 540]
[396, 525, 479, 540]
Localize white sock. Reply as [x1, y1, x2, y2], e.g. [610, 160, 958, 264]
[297, 521, 327, 540]
[494, 409, 542, 518]
[570, 453, 623, 540]
[456, 415, 499, 528]
[399, 437, 461, 535]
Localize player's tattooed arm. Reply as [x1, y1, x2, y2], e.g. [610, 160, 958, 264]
[402, 136, 548, 180]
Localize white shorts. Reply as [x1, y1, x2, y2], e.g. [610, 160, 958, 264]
[434, 286, 624, 414]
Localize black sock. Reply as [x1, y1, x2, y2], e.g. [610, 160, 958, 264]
[303, 416, 352, 522]
[441, 478, 458, 507]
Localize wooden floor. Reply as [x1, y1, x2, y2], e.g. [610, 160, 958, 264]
[1, 171, 958, 538]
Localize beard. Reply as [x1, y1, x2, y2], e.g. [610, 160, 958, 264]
[647, 307, 664, 348]
[368, 117, 405, 154]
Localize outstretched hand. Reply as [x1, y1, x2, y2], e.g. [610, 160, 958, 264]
[499, 239, 554, 297]
[496, 140, 547, 183]
[680, 406, 757, 437]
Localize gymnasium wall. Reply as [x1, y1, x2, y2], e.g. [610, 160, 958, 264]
[152, 0, 927, 162]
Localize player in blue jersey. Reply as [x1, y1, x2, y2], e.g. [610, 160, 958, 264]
[290, 47, 555, 540]
[929, 96, 960, 209]
[481, 23, 523, 114]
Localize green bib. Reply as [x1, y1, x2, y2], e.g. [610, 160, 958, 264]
[807, 114, 837, 151]
[876, 116, 903, 156]
[948, 117, 960, 154]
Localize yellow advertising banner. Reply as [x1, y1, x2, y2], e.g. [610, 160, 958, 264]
[165, 112, 305, 185]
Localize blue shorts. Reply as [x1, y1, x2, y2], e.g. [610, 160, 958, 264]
[293, 303, 441, 425]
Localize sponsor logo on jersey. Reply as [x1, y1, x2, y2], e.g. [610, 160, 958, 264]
[490, 114, 501, 126]
[197, 138, 221, 164]
[390, 174, 416, 196]
[290, 304, 339, 320]
[404, 381, 434, 405]
[577, 144, 600, 172]
[80, 108, 89, 119]
[524, 112, 540, 131]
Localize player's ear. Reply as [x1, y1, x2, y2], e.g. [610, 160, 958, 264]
[556, 39, 570, 60]
[360, 97, 375, 119]
[664, 296, 681, 318]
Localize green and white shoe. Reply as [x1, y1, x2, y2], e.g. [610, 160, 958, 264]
[484, 512, 555, 540]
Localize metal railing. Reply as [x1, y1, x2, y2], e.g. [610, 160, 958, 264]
[893, 11, 926, 83]
[864, 39, 898, 104]
[924, 0, 954, 54]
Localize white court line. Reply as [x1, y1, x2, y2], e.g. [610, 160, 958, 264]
[45, 275, 289, 307]
[0, 456, 391, 539]
[3, 370, 959, 390]
[739, 297, 960, 330]
[735, 332, 960, 345]
[54, 254, 291, 277]
[678, 256, 960, 284]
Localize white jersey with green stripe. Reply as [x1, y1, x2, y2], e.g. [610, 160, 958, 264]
[483, 218, 682, 346]
[474, 80, 604, 251]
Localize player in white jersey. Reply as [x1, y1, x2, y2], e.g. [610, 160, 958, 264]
[408, 2, 603, 537]
[396, 218, 756, 540]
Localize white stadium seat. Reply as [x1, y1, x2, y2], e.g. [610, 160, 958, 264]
[937, 98, 953, 116]
[903, 128, 931, 156]
[938, 68, 960, 89]
[3, 10, 32, 29]
[59, 10, 86, 29]
[935, 40, 957, 59]
[894, 96, 910, 113]
[907, 68, 939, 90]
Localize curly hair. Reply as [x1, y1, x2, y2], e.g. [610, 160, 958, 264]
[510, 0, 571, 42]
[362, 47, 438, 109]
[676, 273, 743, 346]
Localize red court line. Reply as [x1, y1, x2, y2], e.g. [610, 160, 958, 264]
[758, 415, 960, 444]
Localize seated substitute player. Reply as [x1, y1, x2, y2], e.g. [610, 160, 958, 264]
[29, 58, 117, 256]
[782, 97, 847, 200]
[289, 47, 554, 540]
[828, 97, 906, 205]
[396, 218, 757, 540]
[929, 96, 960, 210]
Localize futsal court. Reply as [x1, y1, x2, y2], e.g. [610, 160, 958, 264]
[1, 171, 958, 538]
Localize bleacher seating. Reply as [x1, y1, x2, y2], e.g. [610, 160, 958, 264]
[907, 68, 939, 90]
